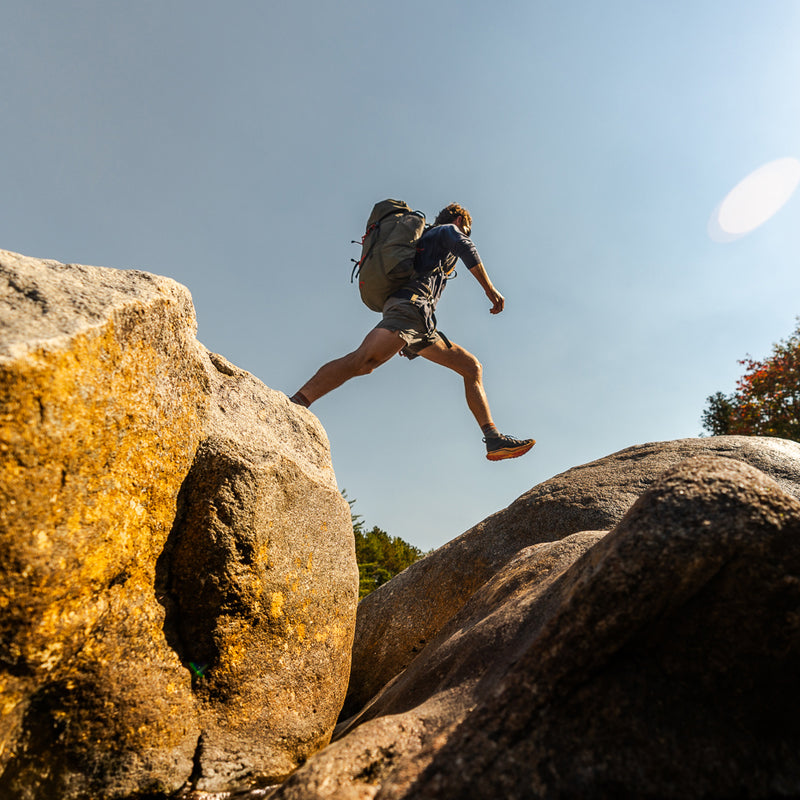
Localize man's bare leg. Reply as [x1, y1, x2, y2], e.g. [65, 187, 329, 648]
[418, 338, 535, 460]
[293, 327, 406, 405]
[417, 339, 493, 428]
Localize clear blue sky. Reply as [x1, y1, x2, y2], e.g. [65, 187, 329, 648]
[3, 2, 799, 550]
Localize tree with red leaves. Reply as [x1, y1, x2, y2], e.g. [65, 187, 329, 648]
[702, 320, 800, 440]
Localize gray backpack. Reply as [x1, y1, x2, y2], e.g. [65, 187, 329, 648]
[350, 199, 426, 312]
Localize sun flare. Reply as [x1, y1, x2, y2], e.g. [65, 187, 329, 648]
[709, 157, 800, 242]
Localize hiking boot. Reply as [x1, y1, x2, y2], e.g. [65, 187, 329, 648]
[484, 433, 536, 461]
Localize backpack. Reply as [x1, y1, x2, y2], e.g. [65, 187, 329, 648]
[350, 199, 426, 312]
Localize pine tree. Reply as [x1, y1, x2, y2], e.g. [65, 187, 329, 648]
[343, 491, 427, 599]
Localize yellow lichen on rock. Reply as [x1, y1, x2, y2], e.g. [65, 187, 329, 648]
[1, 321, 203, 666]
[0, 251, 208, 797]
[270, 591, 286, 619]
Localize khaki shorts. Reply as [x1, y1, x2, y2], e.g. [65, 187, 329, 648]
[375, 297, 442, 359]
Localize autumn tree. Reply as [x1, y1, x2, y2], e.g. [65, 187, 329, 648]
[702, 319, 800, 440]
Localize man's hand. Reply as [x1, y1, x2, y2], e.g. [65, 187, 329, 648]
[469, 263, 505, 315]
[486, 287, 505, 314]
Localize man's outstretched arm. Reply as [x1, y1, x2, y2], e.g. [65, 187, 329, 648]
[469, 262, 505, 314]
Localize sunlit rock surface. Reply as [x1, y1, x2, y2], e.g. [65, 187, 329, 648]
[0, 250, 208, 797]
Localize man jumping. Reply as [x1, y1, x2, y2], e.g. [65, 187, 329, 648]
[290, 203, 535, 461]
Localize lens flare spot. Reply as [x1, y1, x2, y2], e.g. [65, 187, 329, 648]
[709, 157, 800, 242]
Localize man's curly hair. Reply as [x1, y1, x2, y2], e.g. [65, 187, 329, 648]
[433, 203, 472, 235]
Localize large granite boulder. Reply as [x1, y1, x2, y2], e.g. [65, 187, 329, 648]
[0, 250, 208, 798]
[275, 455, 800, 799]
[0, 250, 357, 799]
[343, 436, 800, 719]
[159, 348, 358, 792]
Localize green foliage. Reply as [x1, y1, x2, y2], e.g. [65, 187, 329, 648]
[701, 391, 734, 436]
[355, 526, 425, 598]
[343, 491, 426, 599]
[702, 319, 800, 441]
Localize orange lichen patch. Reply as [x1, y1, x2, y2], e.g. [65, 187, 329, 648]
[269, 591, 285, 619]
[0, 299, 207, 672]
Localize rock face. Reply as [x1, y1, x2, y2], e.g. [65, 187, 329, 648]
[0, 250, 358, 799]
[159, 348, 357, 792]
[343, 435, 800, 719]
[276, 453, 800, 799]
[0, 250, 208, 798]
